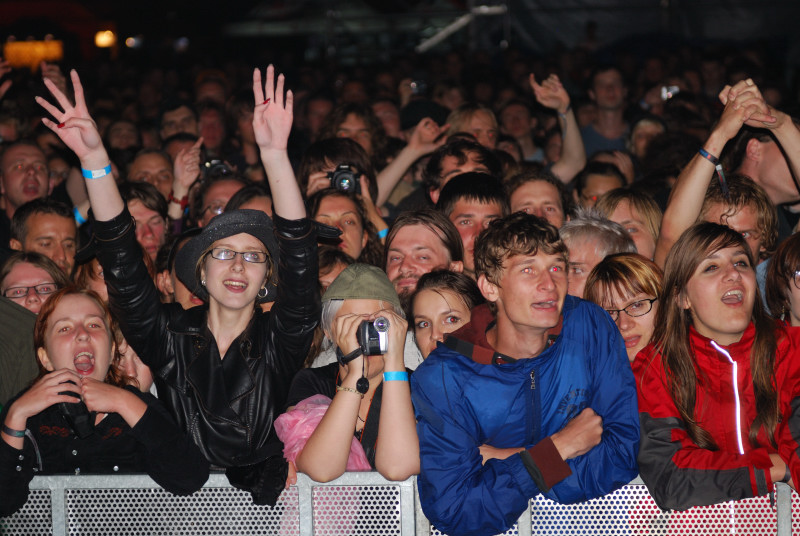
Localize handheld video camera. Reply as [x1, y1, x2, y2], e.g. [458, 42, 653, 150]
[357, 316, 390, 356]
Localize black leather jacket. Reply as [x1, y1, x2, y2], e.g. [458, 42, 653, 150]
[94, 208, 319, 504]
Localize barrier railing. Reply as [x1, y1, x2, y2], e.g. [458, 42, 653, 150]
[1, 473, 795, 535]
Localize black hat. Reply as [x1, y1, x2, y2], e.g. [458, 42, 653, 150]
[175, 209, 279, 303]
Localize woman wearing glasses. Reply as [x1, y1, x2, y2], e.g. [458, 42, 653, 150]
[36, 66, 319, 505]
[632, 222, 800, 512]
[584, 253, 662, 363]
[765, 232, 800, 326]
[0, 252, 68, 314]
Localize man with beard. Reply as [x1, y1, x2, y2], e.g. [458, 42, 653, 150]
[384, 209, 463, 305]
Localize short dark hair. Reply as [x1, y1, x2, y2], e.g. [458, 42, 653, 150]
[297, 137, 379, 201]
[435, 172, 509, 218]
[422, 138, 502, 192]
[189, 174, 250, 224]
[226, 183, 272, 211]
[505, 167, 572, 217]
[159, 99, 196, 127]
[573, 161, 626, 198]
[474, 212, 567, 288]
[385, 209, 464, 268]
[412, 269, 485, 318]
[720, 125, 776, 173]
[588, 64, 625, 91]
[119, 181, 168, 220]
[10, 198, 73, 243]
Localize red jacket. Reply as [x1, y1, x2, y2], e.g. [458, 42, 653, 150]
[633, 322, 800, 511]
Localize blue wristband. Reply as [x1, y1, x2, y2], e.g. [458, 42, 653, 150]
[383, 371, 408, 382]
[81, 165, 112, 179]
[376, 228, 388, 239]
[73, 206, 86, 226]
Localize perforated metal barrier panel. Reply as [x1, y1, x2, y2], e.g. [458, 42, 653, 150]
[0, 474, 794, 535]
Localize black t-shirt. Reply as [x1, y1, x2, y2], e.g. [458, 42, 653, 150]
[285, 362, 339, 410]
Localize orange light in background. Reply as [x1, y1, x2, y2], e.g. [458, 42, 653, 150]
[94, 30, 116, 48]
[3, 40, 64, 71]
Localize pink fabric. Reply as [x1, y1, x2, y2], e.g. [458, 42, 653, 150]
[275, 394, 372, 471]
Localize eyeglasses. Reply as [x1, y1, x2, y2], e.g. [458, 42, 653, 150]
[3, 283, 59, 299]
[209, 247, 268, 263]
[793, 271, 800, 290]
[203, 205, 225, 217]
[605, 297, 657, 322]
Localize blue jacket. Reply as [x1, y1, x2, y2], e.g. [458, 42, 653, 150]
[410, 296, 640, 536]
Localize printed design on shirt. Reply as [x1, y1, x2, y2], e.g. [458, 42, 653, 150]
[556, 389, 588, 420]
[39, 425, 70, 437]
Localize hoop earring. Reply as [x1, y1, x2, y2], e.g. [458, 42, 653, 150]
[257, 286, 268, 299]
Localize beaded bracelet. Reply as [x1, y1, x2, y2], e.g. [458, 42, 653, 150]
[336, 385, 364, 398]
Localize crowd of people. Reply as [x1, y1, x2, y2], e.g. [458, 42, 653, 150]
[1, 38, 800, 535]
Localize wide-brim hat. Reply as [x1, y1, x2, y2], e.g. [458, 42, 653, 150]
[175, 209, 279, 303]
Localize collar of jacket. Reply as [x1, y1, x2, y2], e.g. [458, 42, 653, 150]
[444, 303, 563, 364]
[179, 307, 259, 425]
[688, 322, 756, 365]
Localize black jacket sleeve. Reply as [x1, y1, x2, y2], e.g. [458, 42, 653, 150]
[94, 207, 173, 372]
[127, 387, 209, 495]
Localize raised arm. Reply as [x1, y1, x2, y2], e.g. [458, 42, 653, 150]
[252, 65, 305, 220]
[531, 74, 586, 184]
[375, 118, 449, 207]
[373, 309, 419, 481]
[294, 313, 368, 482]
[168, 137, 203, 221]
[36, 70, 123, 221]
[721, 80, 800, 189]
[653, 83, 774, 268]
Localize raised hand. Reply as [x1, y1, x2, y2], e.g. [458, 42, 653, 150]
[719, 78, 778, 130]
[35, 70, 107, 168]
[252, 65, 293, 152]
[714, 82, 774, 142]
[530, 74, 570, 114]
[407, 117, 450, 155]
[375, 308, 408, 371]
[3, 369, 82, 430]
[173, 136, 204, 193]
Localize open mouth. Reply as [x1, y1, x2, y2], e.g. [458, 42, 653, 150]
[532, 300, 557, 310]
[22, 181, 41, 196]
[223, 279, 248, 292]
[74, 351, 95, 375]
[721, 289, 744, 305]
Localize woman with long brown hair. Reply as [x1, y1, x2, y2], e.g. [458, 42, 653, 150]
[634, 222, 800, 512]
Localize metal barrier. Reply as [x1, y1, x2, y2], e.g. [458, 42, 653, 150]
[1, 473, 795, 535]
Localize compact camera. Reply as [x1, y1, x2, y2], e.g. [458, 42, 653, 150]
[357, 316, 390, 356]
[58, 381, 95, 439]
[327, 163, 361, 195]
